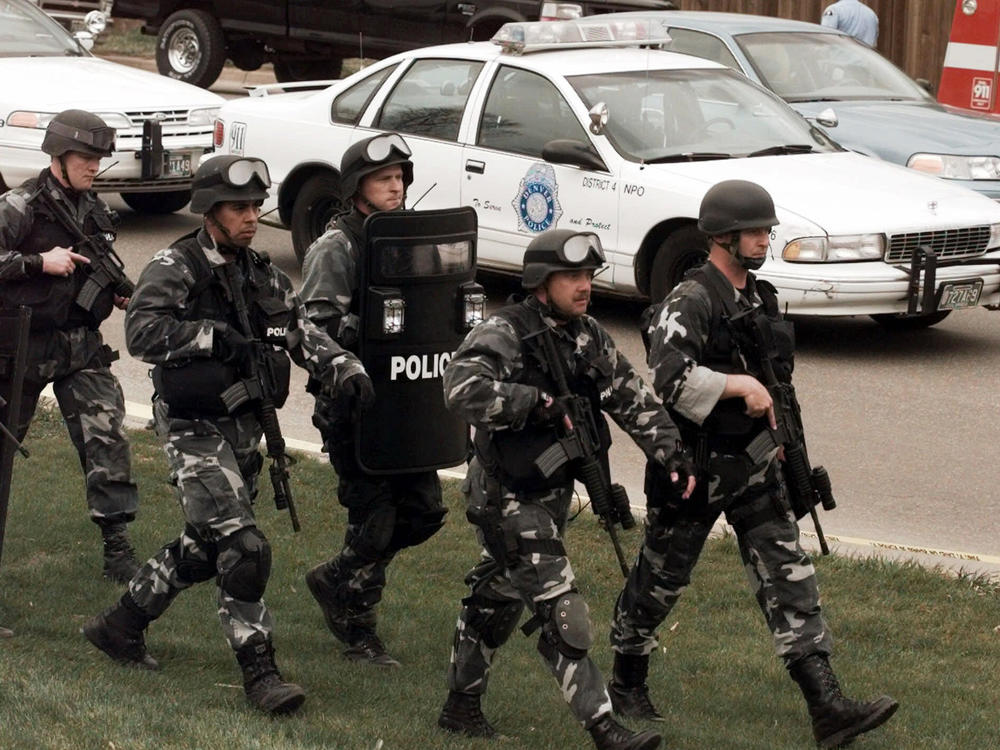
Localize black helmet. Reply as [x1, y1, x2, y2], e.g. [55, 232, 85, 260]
[521, 229, 606, 289]
[189, 156, 270, 214]
[697, 179, 779, 235]
[41, 109, 115, 158]
[339, 133, 414, 202]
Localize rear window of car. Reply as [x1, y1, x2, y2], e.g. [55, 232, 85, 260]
[375, 58, 484, 141]
[331, 64, 399, 124]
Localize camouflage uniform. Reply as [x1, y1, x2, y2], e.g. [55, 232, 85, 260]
[0, 171, 138, 525]
[610, 261, 832, 666]
[300, 209, 446, 655]
[442, 294, 684, 729]
[122, 228, 365, 650]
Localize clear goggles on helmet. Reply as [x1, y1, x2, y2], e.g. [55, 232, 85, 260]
[363, 133, 412, 162]
[223, 157, 271, 189]
[558, 232, 606, 265]
[48, 121, 116, 153]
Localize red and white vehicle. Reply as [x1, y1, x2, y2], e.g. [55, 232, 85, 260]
[939, 0, 1000, 116]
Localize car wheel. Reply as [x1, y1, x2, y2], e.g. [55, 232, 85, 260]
[155, 9, 227, 89]
[870, 310, 952, 330]
[650, 225, 708, 303]
[273, 58, 344, 83]
[291, 173, 344, 263]
[121, 190, 191, 215]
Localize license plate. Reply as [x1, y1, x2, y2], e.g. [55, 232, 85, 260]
[162, 152, 192, 178]
[937, 279, 983, 310]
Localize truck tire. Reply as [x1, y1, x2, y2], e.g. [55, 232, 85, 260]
[273, 58, 344, 83]
[649, 225, 708, 302]
[156, 9, 227, 89]
[121, 190, 191, 215]
[291, 173, 344, 263]
[870, 310, 951, 329]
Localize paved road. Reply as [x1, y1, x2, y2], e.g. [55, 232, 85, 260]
[91, 53, 1000, 580]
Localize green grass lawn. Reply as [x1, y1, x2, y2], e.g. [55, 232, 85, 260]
[0, 406, 996, 749]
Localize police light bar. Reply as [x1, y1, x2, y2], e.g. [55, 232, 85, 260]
[492, 18, 671, 55]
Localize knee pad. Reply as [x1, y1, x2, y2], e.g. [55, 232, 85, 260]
[169, 531, 218, 585]
[463, 593, 524, 649]
[388, 507, 448, 552]
[537, 591, 594, 661]
[217, 527, 272, 602]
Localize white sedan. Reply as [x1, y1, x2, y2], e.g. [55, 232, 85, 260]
[213, 18, 1000, 327]
[0, 0, 222, 213]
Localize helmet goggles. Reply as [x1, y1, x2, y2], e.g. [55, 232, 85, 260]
[47, 120, 115, 155]
[363, 133, 412, 163]
[222, 157, 271, 190]
[557, 232, 605, 266]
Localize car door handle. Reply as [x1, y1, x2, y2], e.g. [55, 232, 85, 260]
[465, 160, 485, 174]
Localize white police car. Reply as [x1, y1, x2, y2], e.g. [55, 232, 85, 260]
[212, 18, 1000, 327]
[0, 0, 222, 213]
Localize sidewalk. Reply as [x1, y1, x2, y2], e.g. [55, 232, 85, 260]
[101, 54, 277, 96]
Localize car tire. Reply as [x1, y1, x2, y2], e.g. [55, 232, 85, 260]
[121, 190, 191, 215]
[291, 173, 344, 263]
[870, 310, 952, 330]
[273, 58, 344, 83]
[155, 9, 227, 89]
[650, 225, 708, 302]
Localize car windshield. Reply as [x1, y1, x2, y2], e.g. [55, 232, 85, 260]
[0, 0, 85, 58]
[736, 31, 929, 103]
[568, 67, 837, 162]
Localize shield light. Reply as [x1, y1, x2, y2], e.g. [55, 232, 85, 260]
[460, 282, 487, 331]
[383, 297, 405, 335]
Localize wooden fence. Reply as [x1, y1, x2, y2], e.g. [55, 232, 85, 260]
[672, 1, 958, 91]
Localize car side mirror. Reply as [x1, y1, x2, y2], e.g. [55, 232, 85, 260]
[542, 139, 608, 172]
[588, 102, 609, 135]
[915, 78, 935, 95]
[807, 107, 839, 128]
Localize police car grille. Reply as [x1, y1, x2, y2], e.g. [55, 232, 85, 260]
[885, 226, 991, 263]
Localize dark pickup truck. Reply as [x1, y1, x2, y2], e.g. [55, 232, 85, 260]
[113, 1, 676, 88]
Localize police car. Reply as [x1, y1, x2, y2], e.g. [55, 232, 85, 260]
[0, 0, 222, 213]
[212, 18, 1000, 327]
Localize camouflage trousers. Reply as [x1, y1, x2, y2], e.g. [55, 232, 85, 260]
[125, 400, 272, 649]
[0, 326, 137, 522]
[610, 457, 832, 666]
[446, 459, 613, 729]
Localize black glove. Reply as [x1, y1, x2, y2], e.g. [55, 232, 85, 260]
[340, 372, 376, 410]
[212, 322, 253, 370]
[662, 442, 696, 495]
[530, 390, 566, 426]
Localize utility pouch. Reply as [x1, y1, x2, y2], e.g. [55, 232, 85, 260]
[465, 470, 518, 570]
[152, 359, 239, 416]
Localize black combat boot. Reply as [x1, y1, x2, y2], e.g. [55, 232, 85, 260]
[304, 560, 351, 643]
[609, 652, 665, 721]
[588, 713, 662, 750]
[437, 690, 496, 737]
[98, 520, 139, 584]
[81, 593, 159, 670]
[789, 653, 898, 748]
[235, 640, 306, 715]
[344, 626, 401, 668]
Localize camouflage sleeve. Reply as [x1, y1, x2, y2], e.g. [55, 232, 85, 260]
[442, 315, 540, 431]
[584, 317, 683, 464]
[646, 279, 727, 426]
[124, 247, 215, 364]
[0, 188, 44, 280]
[269, 264, 365, 388]
[299, 229, 357, 336]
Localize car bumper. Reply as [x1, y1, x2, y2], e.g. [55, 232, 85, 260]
[762, 257, 1000, 316]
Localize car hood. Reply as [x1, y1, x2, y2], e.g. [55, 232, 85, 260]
[645, 152, 1000, 233]
[790, 100, 1000, 160]
[0, 56, 224, 111]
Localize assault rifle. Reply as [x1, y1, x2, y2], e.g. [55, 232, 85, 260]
[532, 328, 635, 577]
[29, 182, 135, 312]
[732, 306, 835, 555]
[219, 262, 300, 533]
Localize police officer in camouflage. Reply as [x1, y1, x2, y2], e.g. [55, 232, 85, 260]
[610, 180, 898, 748]
[437, 230, 695, 750]
[300, 133, 445, 668]
[0, 109, 140, 583]
[81, 155, 372, 715]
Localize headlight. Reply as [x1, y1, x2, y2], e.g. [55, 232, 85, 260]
[6, 111, 57, 129]
[189, 107, 221, 126]
[907, 153, 1000, 180]
[94, 113, 132, 129]
[782, 234, 885, 262]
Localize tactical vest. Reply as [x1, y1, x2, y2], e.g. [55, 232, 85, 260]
[474, 298, 612, 491]
[0, 173, 117, 331]
[679, 263, 794, 451]
[152, 230, 292, 416]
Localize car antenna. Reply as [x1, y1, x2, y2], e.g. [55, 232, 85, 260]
[410, 182, 437, 209]
[95, 161, 119, 178]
